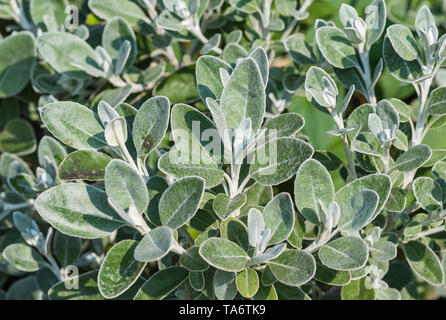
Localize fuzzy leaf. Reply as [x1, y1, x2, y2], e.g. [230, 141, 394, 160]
[318, 236, 369, 271]
[40, 102, 106, 150]
[134, 226, 173, 262]
[404, 241, 444, 286]
[133, 96, 170, 158]
[268, 249, 316, 286]
[294, 159, 335, 225]
[35, 184, 125, 239]
[236, 268, 259, 298]
[199, 238, 249, 272]
[159, 176, 205, 229]
[98, 240, 146, 298]
[134, 267, 188, 300]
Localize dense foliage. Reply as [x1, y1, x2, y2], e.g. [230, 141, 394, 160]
[1, 0, 446, 300]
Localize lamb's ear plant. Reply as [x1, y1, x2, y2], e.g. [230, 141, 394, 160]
[1, 0, 446, 301]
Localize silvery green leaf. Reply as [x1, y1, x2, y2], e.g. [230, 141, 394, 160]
[40, 102, 106, 150]
[200, 34, 221, 55]
[252, 243, 287, 265]
[339, 4, 358, 27]
[220, 57, 265, 130]
[314, 255, 351, 286]
[2, 243, 46, 272]
[38, 32, 104, 79]
[226, 30, 242, 44]
[371, 59, 384, 88]
[104, 117, 127, 147]
[346, 103, 374, 140]
[364, 0, 387, 47]
[0, 32, 36, 98]
[385, 188, 406, 212]
[159, 176, 204, 229]
[335, 173, 391, 221]
[133, 96, 170, 158]
[268, 18, 285, 31]
[220, 218, 250, 251]
[376, 99, 400, 130]
[316, 26, 359, 69]
[249, 137, 314, 186]
[196, 56, 232, 105]
[294, 159, 335, 225]
[30, 0, 68, 31]
[134, 266, 189, 300]
[392, 144, 432, 172]
[433, 161, 446, 180]
[35, 184, 125, 239]
[368, 114, 383, 139]
[404, 241, 444, 286]
[370, 239, 397, 262]
[97, 101, 120, 127]
[429, 87, 446, 115]
[222, 43, 248, 66]
[352, 133, 383, 157]
[7, 173, 39, 198]
[89, 0, 149, 27]
[37, 136, 66, 171]
[393, 129, 408, 151]
[0, 119, 37, 156]
[59, 150, 112, 181]
[318, 236, 369, 271]
[98, 240, 146, 299]
[12, 211, 45, 250]
[262, 193, 294, 245]
[229, 0, 258, 14]
[268, 249, 316, 286]
[262, 113, 305, 140]
[287, 214, 305, 249]
[158, 152, 224, 188]
[114, 41, 132, 75]
[213, 193, 247, 220]
[383, 37, 422, 82]
[236, 268, 259, 298]
[199, 238, 249, 272]
[189, 271, 204, 291]
[180, 246, 209, 272]
[338, 189, 379, 232]
[249, 47, 269, 87]
[341, 278, 375, 300]
[305, 66, 338, 109]
[214, 269, 237, 300]
[105, 159, 149, 214]
[248, 208, 265, 247]
[413, 177, 442, 212]
[386, 24, 419, 61]
[159, 103, 223, 187]
[156, 10, 184, 31]
[134, 226, 173, 262]
[284, 34, 317, 65]
[415, 5, 437, 46]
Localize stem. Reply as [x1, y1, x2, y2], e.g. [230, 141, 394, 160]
[305, 228, 340, 254]
[412, 78, 433, 146]
[332, 113, 358, 179]
[358, 51, 377, 105]
[407, 225, 445, 242]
